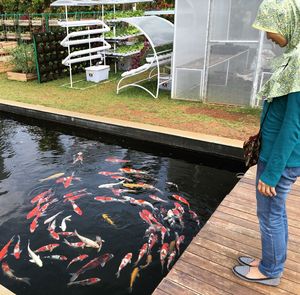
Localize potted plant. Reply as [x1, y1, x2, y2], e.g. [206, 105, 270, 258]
[6, 31, 17, 40]
[7, 44, 37, 81]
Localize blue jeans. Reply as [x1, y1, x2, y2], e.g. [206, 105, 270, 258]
[256, 160, 300, 278]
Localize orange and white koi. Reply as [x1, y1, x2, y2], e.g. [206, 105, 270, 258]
[44, 211, 64, 225]
[0, 236, 14, 261]
[174, 202, 185, 215]
[111, 188, 137, 196]
[57, 231, 75, 237]
[2, 261, 30, 285]
[13, 235, 22, 260]
[160, 243, 169, 272]
[147, 233, 158, 254]
[47, 221, 60, 241]
[73, 152, 83, 164]
[116, 252, 132, 278]
[161, 226, 169, 245]
[31, 189, 52, 204]
[64, 239, 85, 249]
[105, 157, 130, 163]
[59, 215, 72, 231]
[63, 189, 88, 198]
[98, 180, 124, 189]
[171, 194, 190, 208]
[119, 168, 148, 174]
[67, 277, 101, 287]
[34, 243, 60, 253]
[74, 230, 104, 252]
[134, 243, 147, 266]
[30, 212, 42, 233]
[98, 171, 121, 176]
[26, 204, 40, 220]
[167, 250, 176, 270]
[148, 195, 168, 203]
[40, 198, 59, 214]
[139, 211, 152, 226]
[189, 210, 200, 226]
[63, 193, 90, 202]
[123, 197, 156, 211]
[67, 254, 89, 269]
[44, 255, 68, 261]
[141, 209, 160, 225]
[70, 200, 83, 216]
[94, 196, 126, 203]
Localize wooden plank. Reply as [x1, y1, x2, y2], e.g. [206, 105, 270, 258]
[165, 267, 230, 295]
[152, 289, 170, 295]
[0, 285, 15, 295]
[155, 279, 200, 295]
[7, 72, 37, 82]
[180, 249, 300, 295]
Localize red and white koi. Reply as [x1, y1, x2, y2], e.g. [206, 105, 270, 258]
[123, 197, 156, 211]
[144, 224, 161, 237]
[171, 194, 190, 208]
[74, 230, 104, 252]
[30, 212, 42, 233]
[59, 215, 72, 231]
[31, 189, 52, 204]
[2, 261, 30, 285]
[116, 253, 132, 278]
[105, 157, 130, 163]
[39, 198, 59, 214]
[47, 221, 60, 241]
[161, 226, 169, 245]
[98, 180, 124, 189]
[175, 233, 185, 255]
[67, 277, 101, 287]
[44, 211, 64, 225]
[70, 200, 83, 216]
[148, 195, 168, 203]
[141, 209, 160, 225]
[64, 239, 85, 249]
[43, 255, 68, 261]
[98, 171, 121, 176]
[26, 204, 40, 220]
[133, 243, 147, 266]
[94, 196, 126, 203]
[0, 236, 14, 261]
[13, 235, 22, 260]
[63, 193, 90, 202]
[174, 202, 185, 215]
[189, 210, 200, 226]
[73, 152, 83, 164]
[147, 233, 158, 254]
[63, 189, 87, 199]
[57, 231, 75, 237]
[119, 168, 148, 174]
[34, 243, 60, 253]
[160, 243, 169, 272]
[139, 211, 152, 226]
[167, 250, 176, 271]
[67, 254, 89, 269]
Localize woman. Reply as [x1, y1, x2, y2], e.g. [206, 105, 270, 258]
[232, 0, 300, 286]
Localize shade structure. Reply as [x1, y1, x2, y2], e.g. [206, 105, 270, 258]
[172, 0, 282, 107]
[51, 0, 152, 6]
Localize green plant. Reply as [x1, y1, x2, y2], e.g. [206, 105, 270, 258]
[10, 44, 36, 74]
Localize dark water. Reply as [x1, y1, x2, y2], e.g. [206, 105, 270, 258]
[0, 113, 243, 295]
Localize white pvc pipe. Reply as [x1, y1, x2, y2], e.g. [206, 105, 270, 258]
[61, 37, 104, 46]
[63, 53, 104, 66]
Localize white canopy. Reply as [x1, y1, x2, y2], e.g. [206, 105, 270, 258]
[51, 0, 152, 6]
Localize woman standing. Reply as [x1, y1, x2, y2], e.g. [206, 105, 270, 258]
[232, 0, 300, 286]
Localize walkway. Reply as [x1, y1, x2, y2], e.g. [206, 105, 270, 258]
[153, 166, 300, 295]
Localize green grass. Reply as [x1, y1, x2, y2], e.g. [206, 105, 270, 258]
[0, 73, 261, 139]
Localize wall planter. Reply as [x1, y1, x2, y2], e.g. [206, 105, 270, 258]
[4, 20, 15, 26]
[6, 33, 17, 40]
[32, 19, 42, 26]
[19, 20, 30, 26]
[21, 33, 32, 40]
[7, 72, 37, 81]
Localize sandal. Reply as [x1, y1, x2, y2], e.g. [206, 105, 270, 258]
[232, 265, 280, 286]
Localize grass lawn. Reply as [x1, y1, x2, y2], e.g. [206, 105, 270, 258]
[0, 73, 261, 140]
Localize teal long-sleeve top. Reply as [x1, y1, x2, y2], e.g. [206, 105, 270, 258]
[259, 91, 300, 187]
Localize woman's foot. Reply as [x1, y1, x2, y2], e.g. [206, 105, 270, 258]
[238, 256, 260, 267]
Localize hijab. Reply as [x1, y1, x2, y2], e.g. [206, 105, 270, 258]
[253, 0, 300, 101]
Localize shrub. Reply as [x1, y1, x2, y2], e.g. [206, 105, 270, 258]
[10, 44, 36, 74]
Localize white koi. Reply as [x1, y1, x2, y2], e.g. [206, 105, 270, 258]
[59, 215, 72, 232]
[28, 240, 43, 267]
[43, 211, 63, 225]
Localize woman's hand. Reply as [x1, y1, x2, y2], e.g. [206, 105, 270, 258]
[258, 179, 277, 197]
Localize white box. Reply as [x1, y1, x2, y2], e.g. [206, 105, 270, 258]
[159, 75, 172, 91]
[85, 65, 110, 83]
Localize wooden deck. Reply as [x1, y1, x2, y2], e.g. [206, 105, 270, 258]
[153, 166, 300, 295]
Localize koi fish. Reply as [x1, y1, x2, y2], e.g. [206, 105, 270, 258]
[39, 173, 65, 182]
[111, 175, 133, 182]
[2, 261, 30, 285]
[74, 230, 104, 252]
[174, 202, 185, 215]
[124, 183, 163, 194]
[67, 277, 101, 287]
[102, 214, 115, 226]
[94, 196, 126, 203]
[73, 152, 83, 164]
[111, 188, 137, 196]
[0, 236, 14, 261]
[70, 200, 82, 216]
[63, 189, 88, 199]
[31, 189, 52, 204]
[30, 212, 42, 233]
[98, 180, 124, 189]
[98, 171, 121, 176]
[119, 168, 148, 174]
[116, 253, 132, 278]
[34, 244, 60, 253]
[189, 210, 200, 226]
[147, 233, 158, 254]
[168, 240, 176, 254]
[63, 193, 90, 202]
[70, 253, 114, 282]
[43, 255, 68, 261]
[140, 254, 152, 270]
[175, 233, 185, 255]
[148, 195, 168, 203]
[39, 198, 59, 214]
[13, 235, 22, 260]
[161, 226, 169, 245]
[64, 239, 85, 249]
[166, 181, 179, 190]
[123, 197, 157, 211]
[59, 215, 72, 231]
[134, 243, 147, 266]
[28, 240, 43, 267]
[167, 250, 176, 270]
[139, 211, 152, 226]
[57, 231, 75, 237]
[160, 243, 169, 272]
[47, 224, 60, 241]
[105, 157, 130, 163]
[171, 194, 190, 208]
[129, 267, 140, 293]
[26, 204, 40, 220]
[141, 209, 160, 225]
[67, 254, 89, 269]
[144, 224, 161, 237]
[44, 211, 64, 225]
[64, 174, 75, 188]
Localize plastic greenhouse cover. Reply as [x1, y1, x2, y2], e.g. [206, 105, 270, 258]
[51, 0, 152, 6]
[119, 16, 174, 47]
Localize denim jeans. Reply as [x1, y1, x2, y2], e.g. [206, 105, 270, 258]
[256, 160, 300, 278]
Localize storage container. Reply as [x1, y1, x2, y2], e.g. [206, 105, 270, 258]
[85, 65, 110, 83]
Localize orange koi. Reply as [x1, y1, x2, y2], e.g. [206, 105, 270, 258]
[31, 189, 52, 204]
[0, 236, 14, 261]
[171, 194, 190, 208]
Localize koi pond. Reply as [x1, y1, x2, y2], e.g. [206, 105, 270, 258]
[0, 113, 243, 295]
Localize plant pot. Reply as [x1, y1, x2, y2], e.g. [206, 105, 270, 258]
[4, 20, 15, 26]
[6, 33, 17, 40]
[21, 33, 32, 40]
[32, 19, 42, 26]
[7, 72, 37, 82]
[49, 19, 59, 27]
[19, 20, 30, 26]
